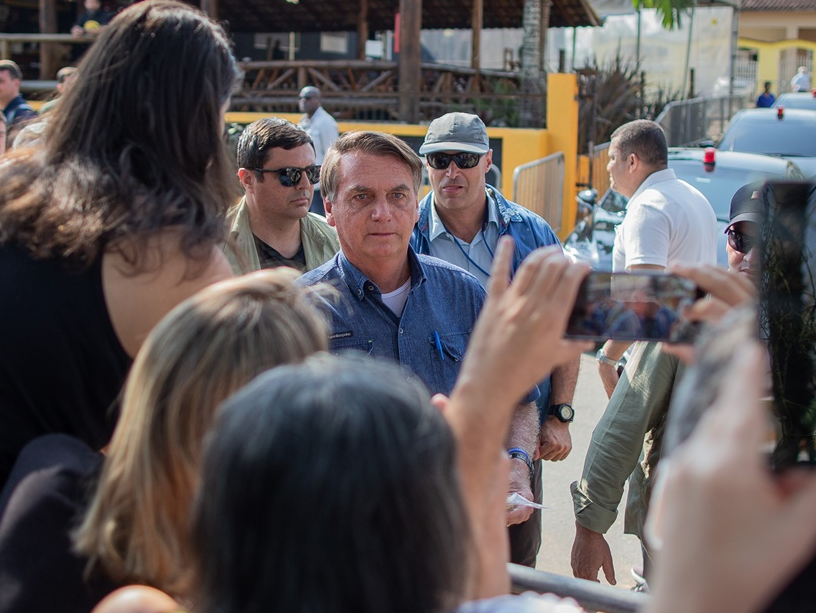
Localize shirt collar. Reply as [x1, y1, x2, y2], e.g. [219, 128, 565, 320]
[428, 189, 498, 242]
[337, 247, 426, 301]
[629, 168, 677, 202]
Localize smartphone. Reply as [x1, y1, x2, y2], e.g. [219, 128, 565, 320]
[565, 271, 704, 343]
[758, 180, 816, 469]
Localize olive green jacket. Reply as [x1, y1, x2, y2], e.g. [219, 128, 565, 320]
[224, 197, 339, 274]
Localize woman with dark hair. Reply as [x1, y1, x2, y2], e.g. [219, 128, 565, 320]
[0, 0, 241, 489]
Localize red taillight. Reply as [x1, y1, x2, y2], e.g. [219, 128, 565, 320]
[812, 88, 816, 98]
[777, 106, 785, 119]
[703, 147, 716, 164]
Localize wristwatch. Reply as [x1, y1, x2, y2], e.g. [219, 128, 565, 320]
[548, 403, 575, 423]
[596, 348, 619, 367]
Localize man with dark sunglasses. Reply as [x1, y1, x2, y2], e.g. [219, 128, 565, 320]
[411, 112, 577, 568]
[226, 118, 339, 274]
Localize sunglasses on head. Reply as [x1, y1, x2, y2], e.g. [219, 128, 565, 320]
[727, 228, 756, 254]
[426, 152, 483, 170]
[252, 165, 321, 187]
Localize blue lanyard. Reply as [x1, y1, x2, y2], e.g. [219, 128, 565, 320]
[439, 205, 495, 279]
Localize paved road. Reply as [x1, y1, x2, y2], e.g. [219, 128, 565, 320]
[533, 353, 642, 589]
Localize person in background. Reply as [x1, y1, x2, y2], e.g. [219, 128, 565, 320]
[41, 66, 78, 114]
[596, 120, 717, 397]
[571, 182, 763, 587]
[0, 60, 37, 146]
[790, 66, 811, 93]
[411, 111, 577, 567]
[70, 0, 113, 61]
[298, 85, 338, 216]
[756, 81, 776, 108]
[226, 117, 339, 274]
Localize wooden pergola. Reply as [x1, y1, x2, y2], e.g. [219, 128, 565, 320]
[31, 0, 601, 123]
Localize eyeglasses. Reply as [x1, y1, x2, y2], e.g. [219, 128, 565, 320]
[727, 228, 756, 254]
[252, 165, 321, 187]
[299, 95, 315, 100]
[426, 152, 484, 170]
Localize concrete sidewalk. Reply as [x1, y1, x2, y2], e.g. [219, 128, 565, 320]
[534, 353, 642, 589]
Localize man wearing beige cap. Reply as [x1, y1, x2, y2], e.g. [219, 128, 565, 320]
[411, 111, 579, 567]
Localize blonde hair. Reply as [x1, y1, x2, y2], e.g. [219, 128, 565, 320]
[73, 269, 327, 596]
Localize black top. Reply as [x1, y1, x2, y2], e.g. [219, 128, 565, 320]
[0, 434, 119, 613]
[0, 243, 132, 490]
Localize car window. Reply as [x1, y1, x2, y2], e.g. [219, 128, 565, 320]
[720, 120, 816, 157]
[671, 162, 789, 219]
[773, 94, 816, 110]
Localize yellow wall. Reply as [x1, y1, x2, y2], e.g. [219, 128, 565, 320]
[225, 112, 552, 202]
[545, 73, 579, 239]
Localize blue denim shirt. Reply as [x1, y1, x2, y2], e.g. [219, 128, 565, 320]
[412, 186, 559, 412]
[412, 185, 562, 275]
[299, 247, 538, 401]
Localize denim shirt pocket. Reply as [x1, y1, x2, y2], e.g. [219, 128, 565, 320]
[330, 338, 374, 356]
[424, 331, 470, 394]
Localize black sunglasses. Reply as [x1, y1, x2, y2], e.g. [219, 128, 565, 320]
[426, 152, 484, 170]
[252, 165, 321, 187]
[727, 228, 756, 254]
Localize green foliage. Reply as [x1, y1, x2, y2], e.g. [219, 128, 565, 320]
[577, 52, 643, 154]
[637, 0, 696, 31]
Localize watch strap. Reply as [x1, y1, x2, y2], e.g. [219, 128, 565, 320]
[507, 447, 534, 474]
[596, 348, 619, 367]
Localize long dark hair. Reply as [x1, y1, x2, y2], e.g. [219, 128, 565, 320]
[0, 0, 241, 269]
[192, 355, 470, 613]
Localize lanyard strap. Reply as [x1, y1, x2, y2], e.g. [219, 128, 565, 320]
[439, 204, 495, 278]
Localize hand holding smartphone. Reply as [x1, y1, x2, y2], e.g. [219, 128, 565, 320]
[565, 271, 704, 343]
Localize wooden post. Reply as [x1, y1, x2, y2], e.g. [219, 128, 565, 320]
[356, 0, 369, 60]
[471, 0, 483, 73]
[520, 0, 543, 127]
[39, 0, 57, 79]
[397, 0, 421, 123]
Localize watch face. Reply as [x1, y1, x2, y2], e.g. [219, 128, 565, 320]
[560, 405, 575, 421]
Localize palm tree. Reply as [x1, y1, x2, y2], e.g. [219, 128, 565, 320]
[638, 0, 696, 30]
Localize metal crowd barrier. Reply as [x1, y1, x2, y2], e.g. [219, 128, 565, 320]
[509, 564, 648, 613]
[655, 94, 753, 147]
[512, 152, 565, 233]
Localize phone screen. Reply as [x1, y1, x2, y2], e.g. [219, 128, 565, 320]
[565, 271, 702, 343]
[759, 181, 816, 468]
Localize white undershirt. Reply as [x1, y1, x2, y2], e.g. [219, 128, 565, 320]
[381, 278, 412, 317]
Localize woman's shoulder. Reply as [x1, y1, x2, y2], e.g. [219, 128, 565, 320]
[103, 230, 234, 357]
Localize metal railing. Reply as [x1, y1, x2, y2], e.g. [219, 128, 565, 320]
[589, 142, 611, 196]
[655, 94, 753, 147]
[509, 564, 648, 613]
[512, 152, 565, 233]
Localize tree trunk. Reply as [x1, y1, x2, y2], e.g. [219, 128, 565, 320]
[520, 0, 546, 127]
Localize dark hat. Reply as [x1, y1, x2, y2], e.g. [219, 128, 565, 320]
[726, 181, 765, 231]
[419, 112, 490, 155]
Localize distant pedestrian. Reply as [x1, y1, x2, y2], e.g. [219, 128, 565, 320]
[756, 81, 775, 108]
[41, 66, 78, 114]
[791, 66, 811, 93]
[298, 86, 338, 216]
[0, 60, 37, 147]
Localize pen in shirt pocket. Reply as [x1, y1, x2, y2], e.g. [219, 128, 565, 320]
[433, 330, 445, 361]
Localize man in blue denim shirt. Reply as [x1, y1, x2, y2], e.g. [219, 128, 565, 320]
[299, 131, 541, 541]
[411, 112, 580, 566]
